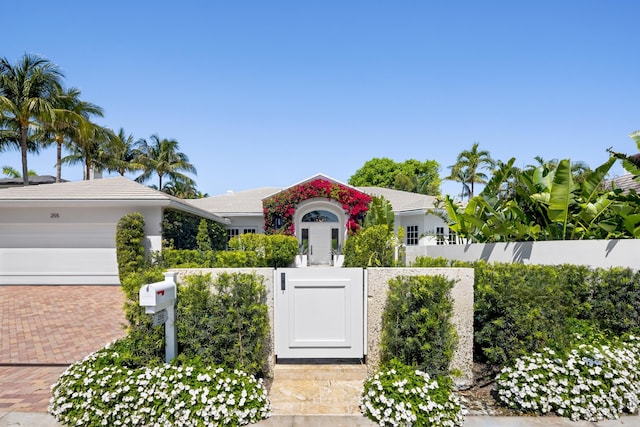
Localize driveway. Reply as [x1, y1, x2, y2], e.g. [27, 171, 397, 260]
[0, 286, 127, 412]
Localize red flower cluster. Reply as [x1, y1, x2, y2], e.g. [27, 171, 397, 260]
[263, 179, 372, 235]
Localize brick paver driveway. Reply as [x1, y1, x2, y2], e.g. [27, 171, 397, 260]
[0, 286, 127, 412]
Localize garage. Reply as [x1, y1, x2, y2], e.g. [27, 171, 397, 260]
[0, 177, 227, 285]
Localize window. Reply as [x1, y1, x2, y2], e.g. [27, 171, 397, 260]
[227, 228, 239, 240]
[227, 228, 256, 244]
[406, 225, 419, 246]
[448, 231, 457, 245]
[436, 227, 445, 245]
[302, 210, 339, 222]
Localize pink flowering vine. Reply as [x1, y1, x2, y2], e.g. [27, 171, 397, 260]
[263, 179, 372, 235]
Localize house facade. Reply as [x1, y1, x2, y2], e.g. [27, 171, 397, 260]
[190, 174, 456, 266]
[0, 174, 455, 284]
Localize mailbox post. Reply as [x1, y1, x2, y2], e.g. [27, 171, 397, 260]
[139, 271, 178, 363]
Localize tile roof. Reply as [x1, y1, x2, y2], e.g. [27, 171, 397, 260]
[357, 187, 440, 212]
[188, 187, 282, 215]
[604, 174, 640, 193]
[190, 185, 440, 217]
[0, 176, 228, 223]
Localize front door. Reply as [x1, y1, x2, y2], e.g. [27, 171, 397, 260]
[275, 268, 365, 359]
[304, 223, 334, 265]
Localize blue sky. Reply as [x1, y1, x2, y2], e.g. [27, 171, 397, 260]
[2, 1, 639, 197]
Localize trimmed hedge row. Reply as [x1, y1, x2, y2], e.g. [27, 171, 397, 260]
[413, 257, 640, 372]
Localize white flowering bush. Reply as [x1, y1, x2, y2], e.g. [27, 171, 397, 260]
[496, 335, 640, 421]
[360, 359, 463, 426]
[49, 341, 271, 426]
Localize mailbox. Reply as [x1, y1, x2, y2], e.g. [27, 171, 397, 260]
[139, 271, 178, 363]
[139, 276, 176, 314]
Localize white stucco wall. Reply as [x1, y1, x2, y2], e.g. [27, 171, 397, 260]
[395, 212, 452, 246]
[406, 239, 640, 270]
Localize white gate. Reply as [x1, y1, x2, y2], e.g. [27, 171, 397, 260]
[275, 268, 366, 359]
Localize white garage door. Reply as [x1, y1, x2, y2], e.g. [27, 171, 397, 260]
[0, 223, 119, 285]
[0, 223, 116, 248]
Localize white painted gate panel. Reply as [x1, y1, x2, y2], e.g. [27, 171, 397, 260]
[275, 268, 365, 359]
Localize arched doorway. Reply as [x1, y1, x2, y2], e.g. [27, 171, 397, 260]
[295, 201, 345, 265]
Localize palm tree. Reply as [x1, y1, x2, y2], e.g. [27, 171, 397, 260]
[2, 165, 37, 178]
[135, 134, 197, 190]
[444, 165, 473, 200]
[99, 128, 143, 176]
[62, 121, 112, 179]
[39, 87, 103, 182]
[0, 54, 64, 185]
[162, 178, 201, 198]
[448, 142, 495, 199]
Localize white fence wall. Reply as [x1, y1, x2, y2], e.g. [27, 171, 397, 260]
[406, 239, 640, 269]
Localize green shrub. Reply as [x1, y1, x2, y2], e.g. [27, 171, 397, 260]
[381, 275, 458, 376]
[264, 234, 299, 267]
[159, 249, 217, 268]
[473, 262, 585, 368]
[176, 272, 269, 377]
[412, 256, 472, 268]
[343, 224, 396, 267]
[587, 267, 640, 335]
[468, 260, 640, 372]
[226, 234, 298, 267]
[115, 212, 147, 282]
[215, 250, 260, 267]
[361, 359, 463, 427]
[120, 269, 166, 367]
[196, 218, 212, 251]
[163, 209, 227, 250]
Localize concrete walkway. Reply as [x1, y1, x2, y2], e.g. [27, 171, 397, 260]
[1, 412, 639, 427]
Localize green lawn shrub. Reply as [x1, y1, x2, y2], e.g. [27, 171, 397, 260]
[159, 248, 217, 268]
[115, 212, 147, 283]
[163, 209, 227, 250]
[343, 224, 396, 267]
[176, 272, 269, 377]
[381, 275, 458, 377]
[227, 233, 298, 267]
[413, 257, 640, 373]
[215, 250, 261, 267]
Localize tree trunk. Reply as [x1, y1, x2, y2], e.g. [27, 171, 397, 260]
[20, 126, 29, 186]
[56, 135, 63, 182]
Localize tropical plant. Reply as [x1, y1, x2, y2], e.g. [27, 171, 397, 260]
[39, 87, 103, 182]
[363, 195, 395, 230]
[62, 121, 112, 179]
[0, 54, 65, 184]
[446, 142, 495, 199]
[443, 156, 622, 242]
[1, 165, 36, 178]
[135, 134, 196, 190]
[99, 127, 142, 176]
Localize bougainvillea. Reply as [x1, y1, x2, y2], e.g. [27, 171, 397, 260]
[263, 179, 372, 235]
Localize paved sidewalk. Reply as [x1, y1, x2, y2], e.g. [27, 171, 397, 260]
[0, 286, 127, 413]
[1, 412, 639, 427]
